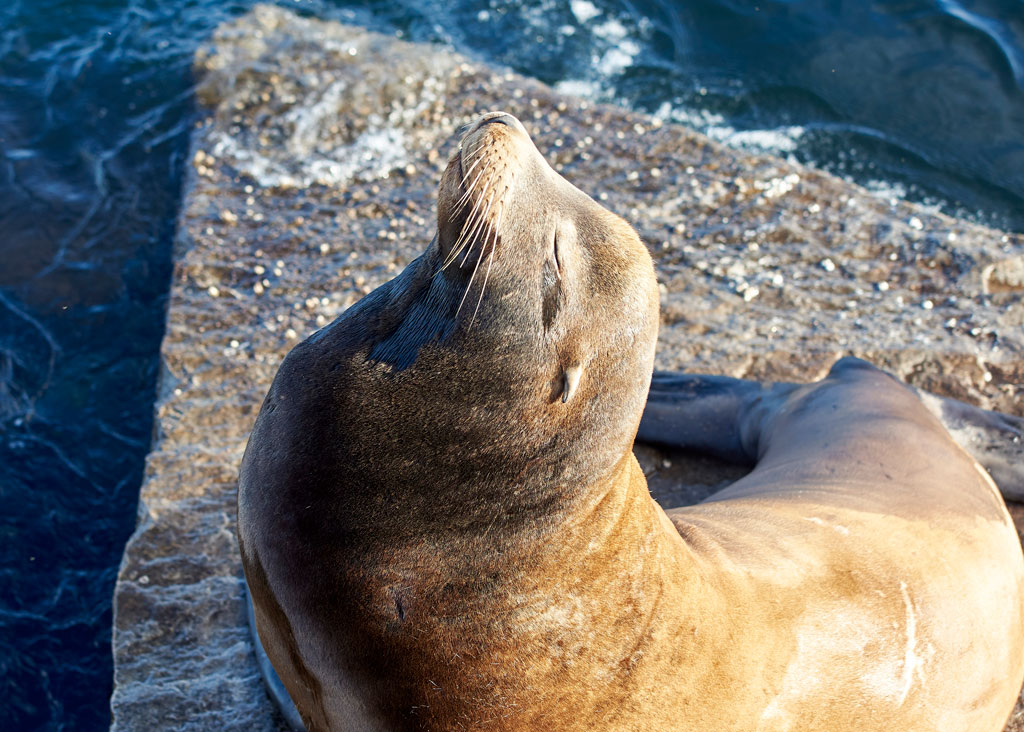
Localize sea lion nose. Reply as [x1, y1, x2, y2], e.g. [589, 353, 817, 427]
[467, 111, 528, 138]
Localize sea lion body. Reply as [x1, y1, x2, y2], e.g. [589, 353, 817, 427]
[238, 113, 1024, 731]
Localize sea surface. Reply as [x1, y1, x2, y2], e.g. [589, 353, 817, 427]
[1, 0, 1022, 728]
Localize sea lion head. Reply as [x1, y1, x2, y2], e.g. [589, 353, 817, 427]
[433, 111, 659, 471]
[270, 112, 659, 527]
[436, 110, 658, 417]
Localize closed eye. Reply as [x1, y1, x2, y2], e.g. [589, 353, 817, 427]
[552, 228, 561, 280]
[542, 228, 562, 330]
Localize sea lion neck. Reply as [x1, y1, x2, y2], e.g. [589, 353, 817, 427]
[280, 313, 635, 545]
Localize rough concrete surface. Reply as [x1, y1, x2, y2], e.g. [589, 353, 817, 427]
[110, 5, 1024, 730]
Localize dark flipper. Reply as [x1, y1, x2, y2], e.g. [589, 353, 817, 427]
[638, 371, 780, 465]
[639, 358, 1024, 501]
[913, 388, 1024, 501]
[245, 585, 306, 731]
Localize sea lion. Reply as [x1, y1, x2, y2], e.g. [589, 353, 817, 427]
[237, 111, 1024, 731]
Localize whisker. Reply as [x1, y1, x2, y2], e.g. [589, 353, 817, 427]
[455, 138, 488, 192]
[448, 178, 493, 265]
[443, 178, 493, 270]
[455, 225, 488, 320]
[469, 202, 502, 327]
[460, 154, 486, 186]
[451, 168, 485, 220]
[460, 191, 495, 267]
[444, 177, 490, 267]
[460, 141, 491, 189]
[438, 139, 509, 296]
[468, 135, 489, 164]
[453, 172, 498, 318]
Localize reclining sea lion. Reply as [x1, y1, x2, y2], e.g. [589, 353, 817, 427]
[238, 112, 1024, 731]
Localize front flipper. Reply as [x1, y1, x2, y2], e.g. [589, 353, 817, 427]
[245, 586, 306, 731]
[639, 358, 1024, 502]
[638, 371, 783, 465]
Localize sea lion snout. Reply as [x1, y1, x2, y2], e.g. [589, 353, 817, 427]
[434, 112, 533, 276]
[460, 110, 528, 140]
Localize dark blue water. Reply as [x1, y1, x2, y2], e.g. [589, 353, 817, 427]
[1, 0, 1021, 728]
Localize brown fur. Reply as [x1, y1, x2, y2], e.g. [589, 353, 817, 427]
[238, 113, 1024, 731]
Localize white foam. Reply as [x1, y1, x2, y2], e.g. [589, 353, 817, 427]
[654, 100, 808, 155]
[210, 127, 409, 189]
[596, 40, 640, 76]
[863, 179, 908, 207]
[284, 80, 348, 155]
[665, 105, 727, 130]
[570, 0, 602, 24]
[554, 79, 601, 98]
[720, 127, 805, 153]
[592, 17, 629, 42]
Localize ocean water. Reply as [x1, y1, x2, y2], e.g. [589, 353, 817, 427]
[1, 0, 1021, 728]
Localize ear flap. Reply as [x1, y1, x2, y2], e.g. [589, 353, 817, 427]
[561, 364, 583, 403]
